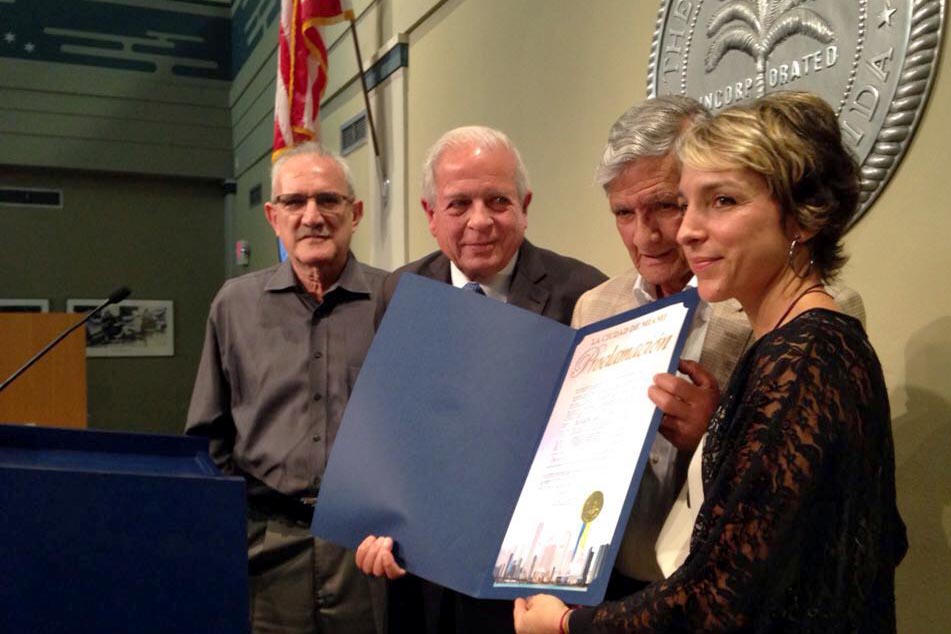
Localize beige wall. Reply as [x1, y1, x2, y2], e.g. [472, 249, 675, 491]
[319, 0, 950, 629]
[846, 54, 951, 630]
[404, 0, 637, 267]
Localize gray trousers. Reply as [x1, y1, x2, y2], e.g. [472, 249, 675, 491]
[247, 509, 386, 634]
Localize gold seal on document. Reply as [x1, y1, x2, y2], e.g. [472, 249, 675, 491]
[581, 491, 604, 523]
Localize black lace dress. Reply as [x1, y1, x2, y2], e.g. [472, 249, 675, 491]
[570, 309, 907, 633]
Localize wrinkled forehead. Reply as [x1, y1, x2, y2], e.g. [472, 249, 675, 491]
[434, 145, 519, 193]
[608, 155, 681, 199]
[274, 154, 347, 194]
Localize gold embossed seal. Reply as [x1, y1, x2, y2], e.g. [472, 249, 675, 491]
[581, 490, 604, 523]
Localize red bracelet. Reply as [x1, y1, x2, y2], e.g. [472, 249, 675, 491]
[559, 607, 573, 634]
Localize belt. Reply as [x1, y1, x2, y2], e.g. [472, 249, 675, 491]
[248, 488, 318, 525]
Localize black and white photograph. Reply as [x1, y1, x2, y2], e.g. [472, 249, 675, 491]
[0, 299, 50, 313]
[66, 298, 174, 357]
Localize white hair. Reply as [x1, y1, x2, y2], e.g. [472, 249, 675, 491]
[596, 96, 710, 188]
[270, 141, 355, 197]
[421, 126, 530, 205]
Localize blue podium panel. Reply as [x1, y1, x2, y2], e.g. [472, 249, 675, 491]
[0, 424, 248, 634]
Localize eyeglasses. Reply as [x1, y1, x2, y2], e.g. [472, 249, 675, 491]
[272, 192, 354, 218]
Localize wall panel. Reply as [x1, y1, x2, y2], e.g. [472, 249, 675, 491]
[0, 0, 233, 179]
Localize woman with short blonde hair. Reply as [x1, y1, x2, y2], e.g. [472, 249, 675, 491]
[515, 92, 906, 633]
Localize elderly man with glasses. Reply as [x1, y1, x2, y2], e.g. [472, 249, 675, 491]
[186, 142, 386, 634]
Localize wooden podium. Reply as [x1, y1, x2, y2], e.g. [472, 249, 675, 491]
[0, 313, 87, 428]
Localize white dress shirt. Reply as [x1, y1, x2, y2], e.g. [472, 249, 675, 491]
[449, 253, 518, 302]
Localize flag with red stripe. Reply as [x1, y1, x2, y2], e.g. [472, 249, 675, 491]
[273, 0, 354, 160]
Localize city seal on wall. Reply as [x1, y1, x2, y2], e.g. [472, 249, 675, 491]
[647, 0, 945, 226]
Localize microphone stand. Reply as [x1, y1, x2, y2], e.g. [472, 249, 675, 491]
[0, 287, 131, 394]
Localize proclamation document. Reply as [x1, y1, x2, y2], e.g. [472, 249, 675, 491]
[311, 274, 698, 605]
[492, 301, 691, 593]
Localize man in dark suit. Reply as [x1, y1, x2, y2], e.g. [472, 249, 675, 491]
[358, 125, 606, 634]
[381, 125, 605, 324]
[383, 240, 603, 323]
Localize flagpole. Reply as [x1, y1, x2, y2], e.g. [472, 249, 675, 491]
[347, 19, 390, 208]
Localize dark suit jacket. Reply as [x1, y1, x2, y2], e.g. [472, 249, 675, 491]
[382, 240, 607, 326]
[384, 240, 605, 634]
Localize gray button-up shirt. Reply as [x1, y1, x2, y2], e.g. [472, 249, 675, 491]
[186, 254, 386, 497]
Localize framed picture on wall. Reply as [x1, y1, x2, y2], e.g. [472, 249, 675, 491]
[66, 299, 174, 357]
[0, 299, 50, 313]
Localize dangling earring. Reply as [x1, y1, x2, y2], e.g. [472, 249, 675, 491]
[787, 235, 814, 278]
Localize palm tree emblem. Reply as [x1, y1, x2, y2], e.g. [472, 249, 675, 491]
[705, 0, 836, 97]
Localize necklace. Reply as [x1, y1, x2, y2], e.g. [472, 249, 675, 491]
[771, 283, 829, 331]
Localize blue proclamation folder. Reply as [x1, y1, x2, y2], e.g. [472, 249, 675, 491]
[312, 274, 699, 605]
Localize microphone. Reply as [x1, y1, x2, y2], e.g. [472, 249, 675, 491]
[0, 286, 132, 394]
[108, 286, 131, 304]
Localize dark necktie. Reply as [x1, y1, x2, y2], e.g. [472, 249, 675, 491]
[462, 281, 485, 296]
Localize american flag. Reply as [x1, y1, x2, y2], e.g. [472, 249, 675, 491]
[272, 0, 354, 160]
